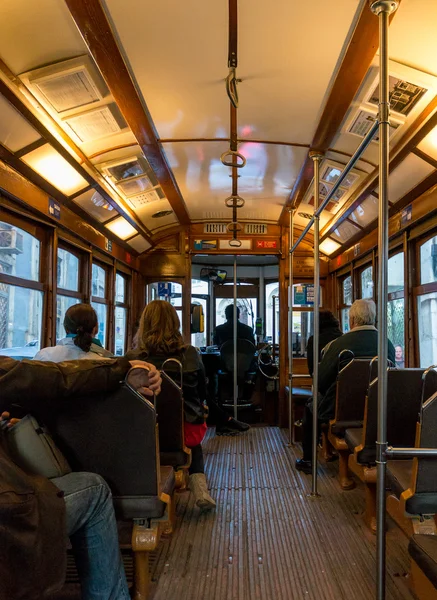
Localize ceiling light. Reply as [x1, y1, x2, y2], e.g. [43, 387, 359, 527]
[105, 217, 137, 240]
[319, 239, 341, 255]
[21, 144, 88, 195]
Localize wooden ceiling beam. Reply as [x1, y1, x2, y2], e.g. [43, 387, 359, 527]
[279, 1, 401, 226]
[65, 0, 190, 226]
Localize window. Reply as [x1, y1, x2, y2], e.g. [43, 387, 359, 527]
[0, 221, 43, 359]
[387, 253, 405, 364]
[91, 262, 109, 347]
[420, 236, 437, 285]
[146, 281, 184, 333]
[56, 246, 83, 340]
[360, 266, 373, 299]
[114, 273, 128, 356]
[417, 292, 437, 367]
[340, 275, 352, 332]
[215, 298, 257, 333]
[292, 311, 313, 357]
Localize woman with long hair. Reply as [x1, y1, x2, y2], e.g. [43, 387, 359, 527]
[126, 300, 216, 510]
[305, 309, 342, 377]
[34, 303, 114, 361]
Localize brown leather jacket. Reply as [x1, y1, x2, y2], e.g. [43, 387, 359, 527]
[0, 356, 132, 599]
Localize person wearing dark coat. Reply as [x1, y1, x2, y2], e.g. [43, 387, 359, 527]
[213, 304, 255, 347]
[296, 299, 396, 474]
[306, 309, 342, 377]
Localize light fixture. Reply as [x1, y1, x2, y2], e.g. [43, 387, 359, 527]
[319, 238, 341, 255]
[21, 144, 88, 195]
[105, 217, 137, 240]
[417, 125, 437, 161]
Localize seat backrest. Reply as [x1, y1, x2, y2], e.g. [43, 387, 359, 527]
[358, 368, 425, 464]
[415, 392, 437, 494]
[422, 367, 437, 405]
[155, 371, 185, 456]
[334, 359, 372, 423]
[220, 338, 256, 375]
[51, 383, 159, 497]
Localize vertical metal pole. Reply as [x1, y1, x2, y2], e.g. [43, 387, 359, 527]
[233, 255, 238, 419]
[309, 151, 323, 497]
[288, 209, 294, 445]
[371, 2, 398, 599]
[259, 265, 265, 344]
[272, 295, 277, 360]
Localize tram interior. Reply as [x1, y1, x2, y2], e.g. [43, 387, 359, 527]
[2, 0, 437, 599]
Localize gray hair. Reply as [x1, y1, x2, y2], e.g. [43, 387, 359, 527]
[349, 299, 376, 327]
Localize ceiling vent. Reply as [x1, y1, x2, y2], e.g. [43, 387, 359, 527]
[298, 212, 313, 220]
[63, 104, 126, 143]
[244, 223, 268, 234]
[25, 56, 107, 114]
[128, 190, 162, 209]
[204, 223, 227, 234]
[152, 210, 173, 219]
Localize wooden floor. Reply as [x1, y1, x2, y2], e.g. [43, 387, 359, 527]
[149, 427, 414, 600]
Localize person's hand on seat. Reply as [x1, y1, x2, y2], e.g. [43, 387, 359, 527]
[0, 411, 20, 429]
[128, 361, 162, 396]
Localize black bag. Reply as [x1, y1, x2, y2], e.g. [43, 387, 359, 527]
[0, 430, 66, 599]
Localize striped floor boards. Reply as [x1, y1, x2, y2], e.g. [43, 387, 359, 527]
[150, 427, 413, 600]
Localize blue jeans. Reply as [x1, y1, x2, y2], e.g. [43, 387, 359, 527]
[52, 472, 130, 600]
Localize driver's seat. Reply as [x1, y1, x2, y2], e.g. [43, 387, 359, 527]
[218, 339, 257, 404]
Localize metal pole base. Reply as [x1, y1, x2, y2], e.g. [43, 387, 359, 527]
[370, 1, 398, 16]
[307, 492, 321, 500]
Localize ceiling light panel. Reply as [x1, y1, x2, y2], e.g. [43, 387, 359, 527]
[319, 238, 341, 255]
[63, 104, 126, 143]
[388, 153, 435, 203]
[0, 94, 41, 152]
[127, 235, 151, 254]
[21, 144, 88, 195]
[331, 220, 361, 243]
[417, 125, 437, 162]
[105, 216, 137, 240]
[349, 195, 379, 227]
[73, 189, 117, 223]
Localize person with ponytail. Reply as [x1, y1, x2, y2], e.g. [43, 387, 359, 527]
[34, 303, 114, 361]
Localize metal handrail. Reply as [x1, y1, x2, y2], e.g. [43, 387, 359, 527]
[386, 447, 437, 457]
[290, 120, 379, 254]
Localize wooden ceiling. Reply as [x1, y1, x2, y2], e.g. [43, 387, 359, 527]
[0, 0, 436, 256]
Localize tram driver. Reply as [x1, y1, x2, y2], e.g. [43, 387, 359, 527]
[296, 299, 396, 474]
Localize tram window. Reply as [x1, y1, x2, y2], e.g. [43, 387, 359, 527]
[265, 282, 279, 342]
[92, 263, 106, 298]
[360, 266, 373, 299]
[91, 301, 107, 347]
[387, 253, 405, 362]
[388, 253, 404, 293]
[216, 298, 257, 333]
[420, 236, 437, 285]
[292, 311, 313, 357]
[91, 262, 109, 347]
[0, 221, 43, 358]
[115, 273, 128, 355]
[340, 275, 352, 333]
[0, 284, 43, 359]
[0, 221, 40, 281]
[192, 279, 208, 295]
[417, 291, 437, 367]
[57, 248, 79, 291]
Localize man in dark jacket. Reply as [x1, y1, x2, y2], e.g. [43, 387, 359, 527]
[296, 299, 396, 474]
[213, 305, 255, 347]
[0, 356, 161, 600]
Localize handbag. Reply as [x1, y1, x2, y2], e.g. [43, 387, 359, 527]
[6, 414, 71, 479]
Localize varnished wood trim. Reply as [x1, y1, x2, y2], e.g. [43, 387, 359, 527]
[65, 0, 190, 226]
[412, 147, 437, 170]
[0, 272, 44, 291]
[14, 138, 46, 158]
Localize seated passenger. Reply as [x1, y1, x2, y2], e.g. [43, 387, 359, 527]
[306, 309, 342, 377]
[213, 305, 255, 348]
[296, 299, 396, 474]
[34, 303, 113, 361]
[395, 344, 405, 368]
[126, 300, 216, 510]
[0, 356, 161, 600]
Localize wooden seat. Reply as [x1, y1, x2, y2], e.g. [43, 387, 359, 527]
[387, 390, 437, 536]
[347, 369, 426, 532]
[327, 358, 372, 489]
[284, 385, 312, 443]
[156, 371, 191, 488]
[50, 375, 176, 600]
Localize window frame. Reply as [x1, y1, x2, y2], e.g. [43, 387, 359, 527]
[91, 260, 111, 349]
[114, 270, 130, 356]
